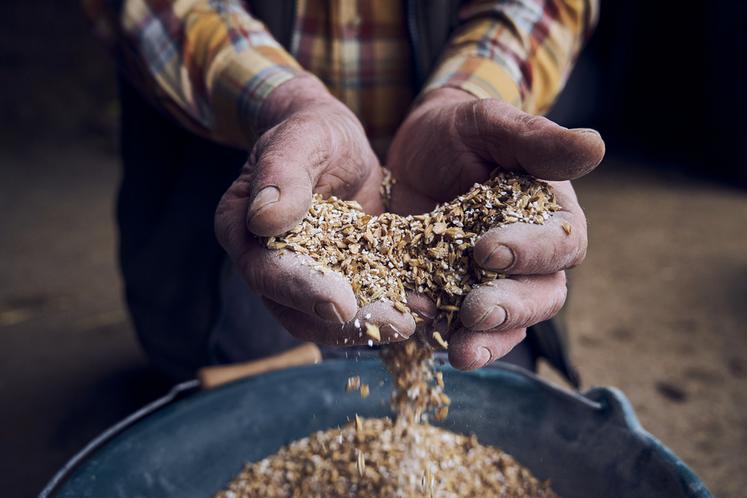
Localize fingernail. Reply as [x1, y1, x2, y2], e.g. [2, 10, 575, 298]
[248, 186, 280, 219]
[466, 346, 492, 370]
[570, 127, 601, 137]
[469, 305, 507, 330]
[314, 302, 344, 323]
[480, 244, 514, 270]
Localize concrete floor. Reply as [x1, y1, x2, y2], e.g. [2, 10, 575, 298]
[548, 164, 747, 498]
[0, 134, 745, 497]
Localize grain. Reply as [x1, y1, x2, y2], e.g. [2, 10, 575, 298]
[267, 171, 558, 336]
[357, 449, 366, 477]
[273, 170, 558, 420]
[346, 376, 361, 392]
[266, 171, 558, 423]
[365, 323, 381, 341]
[380, 337, 450, 425]
[432, 331, 448, 350]
[435, 371, 444, 388]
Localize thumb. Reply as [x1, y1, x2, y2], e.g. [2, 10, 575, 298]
[245, 124, 322, 237]
[463, 100, 606, 181]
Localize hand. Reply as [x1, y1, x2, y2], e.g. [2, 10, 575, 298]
[215, 76, 416, 346]
[387, 88, 605, 369]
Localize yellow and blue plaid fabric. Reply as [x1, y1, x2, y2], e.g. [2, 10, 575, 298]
[84, 0, 597, 149]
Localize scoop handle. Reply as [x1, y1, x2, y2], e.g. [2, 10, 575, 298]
[198, 343, 322, 389]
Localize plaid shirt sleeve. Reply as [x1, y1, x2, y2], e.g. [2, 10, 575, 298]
[423, 0, 599, 115]
[83, 0, 304, 147]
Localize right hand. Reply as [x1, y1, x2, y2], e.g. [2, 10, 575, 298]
[215, 75, 417, 346]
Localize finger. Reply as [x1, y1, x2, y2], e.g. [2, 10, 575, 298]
[244, 123, 323, 236]
[262, 298, 416, 346]
[473, 182, 587, 273]
[397, 291, 442, 346]
[389, 182, 439, 215]
[262, 299, 345, 345]
[403, 292, 438, 322]
[349, 300, 417, 344]
[232, 240, 359, 324]
[448, 327, 527, 370]
[459, 273, 567, 331]
[460, 100, 606, 181]
[339, 160, 385, 215]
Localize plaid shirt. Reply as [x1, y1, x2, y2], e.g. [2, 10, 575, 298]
[85, 0, 597, 150]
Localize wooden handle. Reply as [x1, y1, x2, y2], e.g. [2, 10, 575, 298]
[198, 342, 322, 389]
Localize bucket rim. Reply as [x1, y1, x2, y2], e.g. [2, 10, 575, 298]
[38, 359, 712, 498]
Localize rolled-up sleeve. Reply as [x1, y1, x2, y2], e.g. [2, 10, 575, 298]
[423, 0, 599, 114]
[84, 0, 305, 147]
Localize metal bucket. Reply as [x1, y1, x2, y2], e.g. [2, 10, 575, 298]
[41, 360, 712, 498]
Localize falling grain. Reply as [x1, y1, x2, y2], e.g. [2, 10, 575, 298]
[365, 323, 381, 342]
[432, 331, 448, 350]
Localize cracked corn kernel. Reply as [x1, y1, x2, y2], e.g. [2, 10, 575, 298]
[434, 406, 449, 422]
[561, 222, 572, 235]
[432, 331, 448, 350]
[346, 376, 361, 392]
[365, 323, 381, 341]
[393, 301, 409, 314]
[357, 449, 366, 477]
[435, 371, 444, 389]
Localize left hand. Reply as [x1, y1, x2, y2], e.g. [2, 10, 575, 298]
[386, 88, 605, 370]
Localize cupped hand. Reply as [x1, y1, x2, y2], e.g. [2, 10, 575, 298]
[215, 76, 416, 346]
[386, 88, 605, 369]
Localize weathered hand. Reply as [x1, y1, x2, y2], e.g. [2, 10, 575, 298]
[216, 76, 416, 346]
[387, 88, 605, 369]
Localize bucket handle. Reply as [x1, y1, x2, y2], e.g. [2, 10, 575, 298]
[197, 343, 322, 389]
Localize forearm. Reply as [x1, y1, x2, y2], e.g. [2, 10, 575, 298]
[423, 0, 598, 114]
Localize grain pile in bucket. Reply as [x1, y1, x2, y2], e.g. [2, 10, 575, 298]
[216, 172, 561, 497]
[216, 416, 557, 498]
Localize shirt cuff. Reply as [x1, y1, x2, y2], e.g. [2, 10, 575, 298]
[422, 55, 523, 109]
[209, 47, 304, 147]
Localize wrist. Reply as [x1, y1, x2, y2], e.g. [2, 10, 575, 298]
[413, 87, 476, 115]
[257, 74, 339, 131]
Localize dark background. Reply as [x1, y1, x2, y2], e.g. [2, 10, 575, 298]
[1, 1, 745, 497]
[552, 1, 747, 185]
